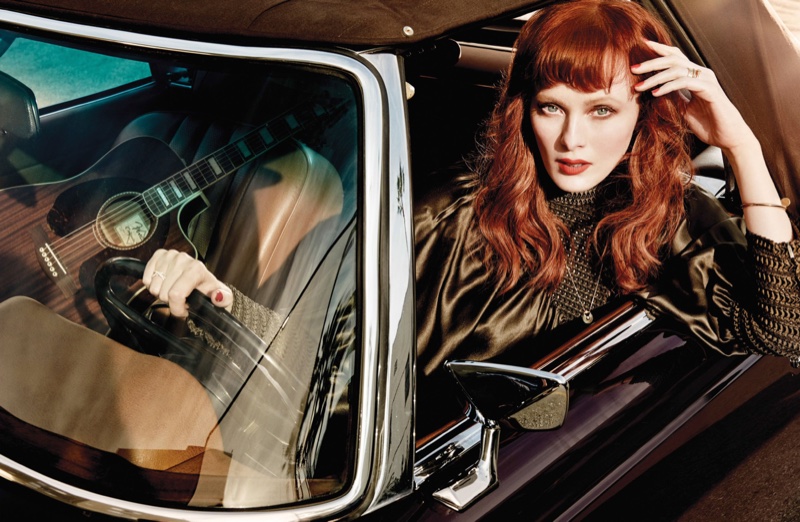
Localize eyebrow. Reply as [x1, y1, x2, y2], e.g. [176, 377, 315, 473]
[534, 92, 633, 106]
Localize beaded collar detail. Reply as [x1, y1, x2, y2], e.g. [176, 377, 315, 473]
[547, 185, 614, 324]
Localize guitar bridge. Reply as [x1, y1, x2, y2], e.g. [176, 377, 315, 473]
[30, 225, 78, 297]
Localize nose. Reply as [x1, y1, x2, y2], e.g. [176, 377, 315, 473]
[559, 115, 586, 151]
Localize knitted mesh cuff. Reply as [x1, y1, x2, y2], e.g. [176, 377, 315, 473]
[229, 286, 280, 341]
[733, 231, 800, 362]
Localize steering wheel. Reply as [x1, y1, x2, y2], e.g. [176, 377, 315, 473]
[94, 256, 268, 411]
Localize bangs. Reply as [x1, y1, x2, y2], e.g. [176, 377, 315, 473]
[519, 2, 663, 94]
[533, 40, 629, 93]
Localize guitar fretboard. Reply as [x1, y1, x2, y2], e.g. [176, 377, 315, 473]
[142, 102, 334, 217]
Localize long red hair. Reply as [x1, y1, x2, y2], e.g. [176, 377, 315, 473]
[474, 0, 692, 294]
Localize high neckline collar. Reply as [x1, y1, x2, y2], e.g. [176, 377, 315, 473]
[545, 178, 618, 230]
[547, 185, 602, 205]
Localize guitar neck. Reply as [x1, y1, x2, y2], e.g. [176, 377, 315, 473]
[142, 102, 335, 217]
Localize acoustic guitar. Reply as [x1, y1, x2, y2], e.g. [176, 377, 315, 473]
[0, 100, 342, 332]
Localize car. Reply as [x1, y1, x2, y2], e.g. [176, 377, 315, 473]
[0, 0, 799, 520]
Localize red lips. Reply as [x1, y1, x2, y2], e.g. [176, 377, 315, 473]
[557, 159, 591, 175]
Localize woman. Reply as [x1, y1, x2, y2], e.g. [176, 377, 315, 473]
[147, 1, 799, 385]
[412, 0, 800, 384]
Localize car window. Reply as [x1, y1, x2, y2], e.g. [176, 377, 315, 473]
[0, 25, 361, 510]
[0, 34, 151, 108]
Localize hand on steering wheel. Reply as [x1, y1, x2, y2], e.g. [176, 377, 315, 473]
[94, 256, 266, 413]
[142, 248, 233, 317]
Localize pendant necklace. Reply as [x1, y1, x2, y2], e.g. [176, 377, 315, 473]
[564, 253, 604, 324]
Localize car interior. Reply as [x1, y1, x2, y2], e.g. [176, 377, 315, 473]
[0, 27, 362, 507]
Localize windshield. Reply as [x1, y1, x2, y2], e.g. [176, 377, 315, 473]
[0, 26, 360, 509]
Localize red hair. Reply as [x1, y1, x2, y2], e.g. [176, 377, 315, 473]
[474, 0, 692, 294]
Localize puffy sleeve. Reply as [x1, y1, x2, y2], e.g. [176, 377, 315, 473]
[644, 186, 800, 361]
[413, 170, 557, 436]
[414, 171, 489, 376]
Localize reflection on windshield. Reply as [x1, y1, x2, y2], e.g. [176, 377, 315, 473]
[0, 27, 360, 510]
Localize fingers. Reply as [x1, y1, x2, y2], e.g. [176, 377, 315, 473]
[143, 249, 231, 317]
[631, 40, 713, 97]
[630, 40, 751, 151]
[145, 249, 198, 316]
[209, 287, 234, 310]
[634, 65, 709, 97]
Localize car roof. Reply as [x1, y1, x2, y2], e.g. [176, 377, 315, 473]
[0, 0, 541, 48]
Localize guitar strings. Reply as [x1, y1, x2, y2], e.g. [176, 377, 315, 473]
[53, 100, 316, 254]
[45, 101, 324, 270]
[49, 150, 231, 259]
[49, 157, 219, 253]
[47, 143, 243, 266]
[47, 121, 280, 269]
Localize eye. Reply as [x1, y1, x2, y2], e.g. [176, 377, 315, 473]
[594, 106, 615, 117]
[538, 103, 561, 114]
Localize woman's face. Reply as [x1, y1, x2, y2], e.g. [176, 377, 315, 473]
[530, 76, 640, 193]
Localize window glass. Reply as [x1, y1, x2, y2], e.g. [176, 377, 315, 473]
[0, 36, 151, 107]
[0, 25, 360, 510]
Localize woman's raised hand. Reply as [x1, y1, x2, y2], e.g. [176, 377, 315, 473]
[143, 249, 233, 317]
[633, 40, 792, 242]
[632, 40, 757, 155]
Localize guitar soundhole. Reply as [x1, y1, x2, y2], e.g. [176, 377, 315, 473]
[95, 191, 157, 250]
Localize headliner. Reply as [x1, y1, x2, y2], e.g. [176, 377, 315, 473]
[0, 0, 541, 47]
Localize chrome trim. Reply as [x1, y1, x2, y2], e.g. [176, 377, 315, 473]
[547, 308, 652, 380]
[359, 53, 416, 511]
[1, 9, 319, 59]
[431, 424, 500, 512]
[456, 41, 513, 53]
[0, 9, 389, 521]
[413, 419, 481, 488]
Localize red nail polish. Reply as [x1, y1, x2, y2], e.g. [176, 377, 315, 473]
[215, 291, 224, 303]
[635, 81, 644, 88]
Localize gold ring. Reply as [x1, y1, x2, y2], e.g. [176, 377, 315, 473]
[687, 67, 700, 79]
[153, 270, 166, 279]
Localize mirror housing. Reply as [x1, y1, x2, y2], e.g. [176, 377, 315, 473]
[446, 360, 569, 430]
[432, 361, 569, 511]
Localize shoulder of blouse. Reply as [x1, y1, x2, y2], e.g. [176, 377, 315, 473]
[413, 165, 479, 232]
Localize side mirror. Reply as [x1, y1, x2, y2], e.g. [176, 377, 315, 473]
[447, 360, 569, 431]
[432, 361, 568, 511]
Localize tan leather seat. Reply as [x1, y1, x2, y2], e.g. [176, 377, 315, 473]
[204, 141, 344, 310]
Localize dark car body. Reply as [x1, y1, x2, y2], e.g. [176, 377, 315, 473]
[0, 0, 799, 520]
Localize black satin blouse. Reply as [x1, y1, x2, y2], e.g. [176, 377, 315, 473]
[414, 170, 800, 382]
